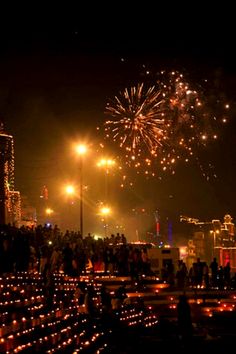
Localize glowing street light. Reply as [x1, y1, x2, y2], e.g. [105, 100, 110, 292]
[100, 206, 111, 215]
[97, 158, 116, 203]
[75, 144, 87, 237]
[75, 144, 87, 155]
[100, 206, 111, 237]
[45, 208, 53, 216]
[45, 208, 54, 226]
[97, 158, 116, 169]
[65, 185, 75, 195]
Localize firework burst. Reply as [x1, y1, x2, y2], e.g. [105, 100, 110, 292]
[102, 70, 229, 182]
[156, 71, 229, 177]
[105, 83, 165, 160]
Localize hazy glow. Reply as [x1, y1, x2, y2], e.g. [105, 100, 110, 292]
[100, 206, 111, 215]
[65, 185, 75, 195]
[97, 158, 116, 168]
[75, 144, 87, 155]
[45, 208, 53, 215]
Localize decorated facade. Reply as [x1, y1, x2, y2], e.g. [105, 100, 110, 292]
[0, 125, 21, 226]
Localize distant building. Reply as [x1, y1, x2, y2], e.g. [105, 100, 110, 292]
[0, 125, 21, 226]
[181, 214, 236, 267]
[21, 195, 37, 228]
[192, 231, 206, 260]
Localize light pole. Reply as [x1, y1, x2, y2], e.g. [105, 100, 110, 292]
[45, 208, 53, 216]
[75, 144, 87, 237]
[45, 208, 53, 225]
[100, 206, 111, 238]
[64, 184, 76, 230]
[97, 158, 115, 209]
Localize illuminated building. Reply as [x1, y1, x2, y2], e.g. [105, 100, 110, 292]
[0, 125, 21, 226]
[222, 214, 235, 238]
[181, 214, 236, 269]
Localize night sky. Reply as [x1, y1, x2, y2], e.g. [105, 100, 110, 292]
[0, 10, 236, 240]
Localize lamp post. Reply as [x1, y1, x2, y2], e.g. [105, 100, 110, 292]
[75, 144, 87, 237]
[64, 184, 76, 230]
[100, 206, 111, 238]
[97, 158, 115, 203]
[45, 208, 53, 225]
[45, 208, 53, 216]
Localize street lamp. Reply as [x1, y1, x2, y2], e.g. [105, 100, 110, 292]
[100, 206, 111, 237]
[45, 208, 53, 216]
[65, 185, 75, 196]
[97, 158, 116, 203]
[45, 208, 54, 225]
[75, 144, 87, 237]
[63, 184, 77, 230]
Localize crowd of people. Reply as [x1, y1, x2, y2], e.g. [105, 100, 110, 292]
[174, 257, 233, 289]
[0, 223, 236, 291]
[0, 223, 150, 278]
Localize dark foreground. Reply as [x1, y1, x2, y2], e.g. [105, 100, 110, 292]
[1, 272, 236, 353]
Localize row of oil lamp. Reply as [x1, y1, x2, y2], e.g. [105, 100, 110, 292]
[0, 272, 160, 352]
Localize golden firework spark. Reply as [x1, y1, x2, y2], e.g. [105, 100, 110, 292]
[102, 71, 229, 183]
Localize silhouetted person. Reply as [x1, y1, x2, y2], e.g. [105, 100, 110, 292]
[100, 285, 112, 314]
[84, 286, 96, 316]
[74, 282, 85, 305]
[195, 258, 203, 286]
[224, 262, 231, 288]
[230, 272, 236, 289]
[44, 266, 55, 310]
[115, 284, 127, 302]
[202, 262, 209, 288]
[62, 243, 73, 275]
[218, 266, 224, 289]
[210, 257, 218, 287]
[177, 295, 193, 341]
